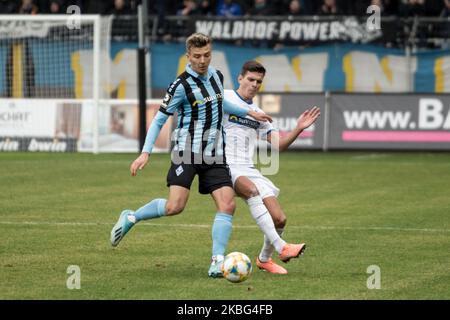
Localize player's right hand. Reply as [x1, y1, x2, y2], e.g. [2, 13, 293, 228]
[130, 153, 149, 176]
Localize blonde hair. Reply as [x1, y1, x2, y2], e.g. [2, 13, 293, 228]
[186, 33, 212, 52]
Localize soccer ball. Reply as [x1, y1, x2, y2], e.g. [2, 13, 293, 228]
[222, 252, 252, 283]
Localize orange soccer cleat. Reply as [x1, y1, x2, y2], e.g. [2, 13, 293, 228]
[279, 243, 306, 263]
[256, 257, 288, 274]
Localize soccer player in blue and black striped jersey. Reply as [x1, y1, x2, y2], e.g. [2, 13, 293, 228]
[110, 33, 272, 278]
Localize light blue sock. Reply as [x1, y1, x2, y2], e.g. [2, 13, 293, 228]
[211, 212, 233, 258]
[133, 198, 167, 222]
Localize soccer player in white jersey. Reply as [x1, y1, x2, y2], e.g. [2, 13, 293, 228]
[224, 61, 320, 274]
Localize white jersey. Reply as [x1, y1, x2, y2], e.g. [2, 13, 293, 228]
[223, 90, 274, 166]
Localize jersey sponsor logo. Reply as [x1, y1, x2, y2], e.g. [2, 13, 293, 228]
[228, 114, 260, 129]
[193, 99, 203, 107]
[161, 93, 173, 108]
[191, 93, 223, 107]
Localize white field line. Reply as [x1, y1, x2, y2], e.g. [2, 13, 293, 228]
[0, 221, 449, 233]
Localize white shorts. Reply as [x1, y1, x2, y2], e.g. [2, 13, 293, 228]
[229, 165, 280, 199]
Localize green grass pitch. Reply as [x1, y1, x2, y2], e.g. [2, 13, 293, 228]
[1, 152, 449, 299]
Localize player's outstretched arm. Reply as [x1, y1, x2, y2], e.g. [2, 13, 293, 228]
[268, 106, 320, 151]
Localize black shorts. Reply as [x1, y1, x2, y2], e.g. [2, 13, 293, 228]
[166, 162, 233, 195]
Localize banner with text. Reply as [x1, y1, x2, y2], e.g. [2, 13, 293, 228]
[258, 93, 325, 150]
[329, 94, 450, 150]
[1, 42, 449, 98]
[0, 99, 172, 153]
[192, 17, 387, 44]
[151, 43, 450, 94]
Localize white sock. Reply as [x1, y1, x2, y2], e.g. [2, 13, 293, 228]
[247, 196, 286, 260]
[259, 228, 285, 262]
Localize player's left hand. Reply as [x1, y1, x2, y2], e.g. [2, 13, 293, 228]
[297, 106, 320, 130]
[248, 110, 273, 123]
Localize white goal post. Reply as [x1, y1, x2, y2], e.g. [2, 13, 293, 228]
[0, 14, 162, 154]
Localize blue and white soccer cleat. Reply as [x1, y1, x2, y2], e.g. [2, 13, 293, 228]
[110, 210, 135, 247]
[208, 256, 224, 278]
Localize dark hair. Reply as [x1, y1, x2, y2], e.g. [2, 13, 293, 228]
[186, 33, 212, 52]
[240, 61, 266, 76]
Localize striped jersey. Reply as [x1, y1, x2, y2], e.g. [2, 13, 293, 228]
[160, 64, 226, 164]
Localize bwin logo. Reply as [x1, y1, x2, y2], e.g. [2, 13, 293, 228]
[192, 93, 223, 107]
